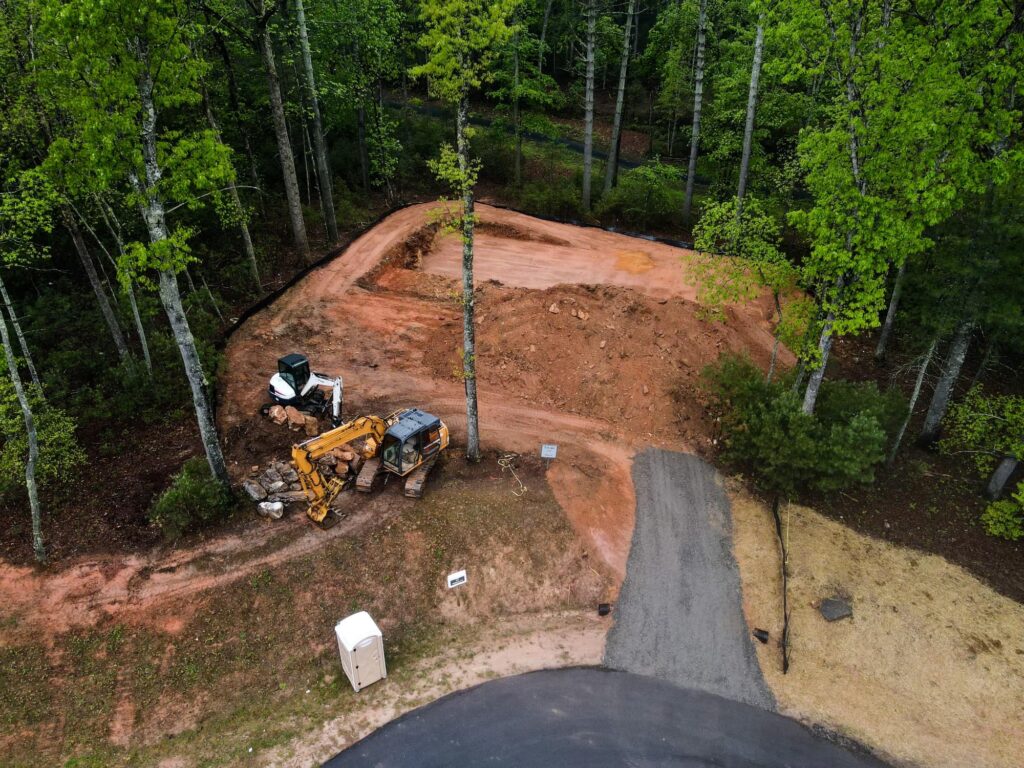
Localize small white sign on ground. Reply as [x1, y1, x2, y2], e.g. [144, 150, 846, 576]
[447, 570, 468, 588]
[540, 444, 558, 460]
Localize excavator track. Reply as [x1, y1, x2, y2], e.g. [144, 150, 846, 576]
[404, 455, 439, 498]
[355, 457, 384, 493]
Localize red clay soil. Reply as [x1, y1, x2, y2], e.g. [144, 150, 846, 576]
[0, 203, 787, 645]
[218, 202, 789, 581]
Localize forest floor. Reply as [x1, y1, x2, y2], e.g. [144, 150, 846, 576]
[1, 203, 1022, 767]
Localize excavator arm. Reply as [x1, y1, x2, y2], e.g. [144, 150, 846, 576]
[291, 414, 393, 525]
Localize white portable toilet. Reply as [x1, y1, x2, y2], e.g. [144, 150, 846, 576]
[334, 611, 386, 692]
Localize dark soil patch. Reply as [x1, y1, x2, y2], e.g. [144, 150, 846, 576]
[801, 333, 1024, 603]
[475, 220, 571, 247]
[0, 418, 201, 565]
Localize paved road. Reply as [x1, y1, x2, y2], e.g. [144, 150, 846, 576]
[323, 668, 886, 767]
[604, 449, 774, 709]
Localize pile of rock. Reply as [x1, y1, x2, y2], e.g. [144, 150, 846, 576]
[315, 443, 365, 479]
[242, 460, 308, 520]
[266, 404, 320, 436]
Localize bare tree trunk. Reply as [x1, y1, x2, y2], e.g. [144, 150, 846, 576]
[357, 105, 370, 190]
[986, 456, 1019, 500]
[0, 302, 44, 561]
[887, 337, 937, 465]
[134, 48, 229, 486]
[874, 258, 906, 361]
[919, 318, 973, 445]
[93, 197, 153, 373]
[604, 0, 637, 194]
[736, 18, 764, 210]
[295, 0, 338, 242]
[203, 92, 261, 288]
[513, 29, 522, 187]
[581, 0, 597, 211]
[211, 29, 262, 198]
[258, 17, 309, 259]
[967, 332, 997, 391]
[64, 210, 131, 363]
[682, 0, 708, 223]
[0, 274, 40, 388]
[765, 291, 783, 384]
[538, 0, 554, 74]
[456, 93, 481, 462]
[801, 309, 835, 415]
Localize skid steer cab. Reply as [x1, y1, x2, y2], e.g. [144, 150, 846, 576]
[268, 353, 343, 427]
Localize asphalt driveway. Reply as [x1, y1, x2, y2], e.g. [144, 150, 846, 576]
[604, 449, 774, 709]
[323, 668, 885, 767]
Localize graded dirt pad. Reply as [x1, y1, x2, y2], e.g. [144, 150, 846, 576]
[219, 202, 788, 577]
[730, 487, 1024, 768]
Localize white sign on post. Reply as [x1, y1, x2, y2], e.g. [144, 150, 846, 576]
[540, 444, 558, 460]
[447, 570, 467, 588]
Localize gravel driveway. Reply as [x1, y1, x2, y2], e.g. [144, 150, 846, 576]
[604, 449, 774, 709]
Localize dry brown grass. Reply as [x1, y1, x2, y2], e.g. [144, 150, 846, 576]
[730, 483, 1024, 768]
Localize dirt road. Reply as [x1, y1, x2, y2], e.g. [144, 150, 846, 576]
[604, 450, 774, 710]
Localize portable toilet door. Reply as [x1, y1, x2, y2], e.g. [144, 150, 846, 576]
[335, 611, 387, 692]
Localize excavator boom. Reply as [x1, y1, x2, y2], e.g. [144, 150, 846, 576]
[292, 414, 394, 525]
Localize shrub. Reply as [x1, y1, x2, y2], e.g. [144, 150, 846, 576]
[596, 161, 683, 230]
[702, 354, 897, 496]
[981, 483, 1024, 541]
[149, 457, 232, 540]
[0, 380, 87, 497]
[517, 177, 584, 220]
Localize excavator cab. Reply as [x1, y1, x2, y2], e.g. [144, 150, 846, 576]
[380, 409, 445, 475]
[276, 353, 311, 399]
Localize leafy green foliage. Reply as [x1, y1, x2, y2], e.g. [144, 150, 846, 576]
[149, 458, 233, 540]
[596, 161, 683, 229]
[981, 485, 1024, 541]
[0, 380, 86, 497]
[703, 354, 900, 495]
[690, 195, 795, 318]
[941, 386, 1024, 477]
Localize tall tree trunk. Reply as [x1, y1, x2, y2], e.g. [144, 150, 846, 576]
[357, 105, 370, 190]
[0, 302, 44, 562]
[919, 318, 973, 445]
[258, 18, 309, 259]
[765, 291, 784, 384]
[538, 0, 554, 74]
[134, 49, 229, 486]
[64, 210, 131, 363]
[294, 0, 338, 242]
[581, 0, 597, 211]
[203, 91, 261, 288]
[211, 29, 262, 197]
[887, 337, 937, 466]
[0, 274, 40, 388]
[967, 333, 997, 391]
[986, 456, 1019, 500]
[456, 92, 480, 462]
[736, 18, 764, 210]
[874, 258, 906, 361]
[603, 0, 637, 194]
[94, 197, 153, 374]
[513, 29, 522, 188]
[682, 0, 708, 223]
[801, 309, 835, 415]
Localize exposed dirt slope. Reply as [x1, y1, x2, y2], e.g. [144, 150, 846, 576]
[219, 202, 788, 577]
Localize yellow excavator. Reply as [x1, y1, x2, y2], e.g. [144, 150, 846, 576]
[291, 408, 449, 526]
